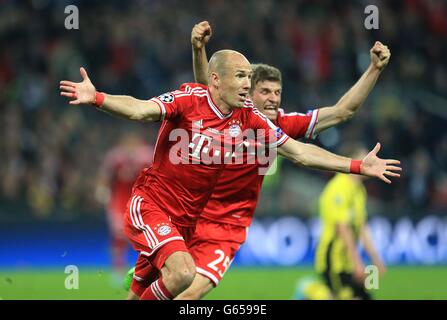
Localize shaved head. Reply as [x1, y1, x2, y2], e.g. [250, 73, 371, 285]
[208, 50, 250, 78]
[207, 49, 252, 111]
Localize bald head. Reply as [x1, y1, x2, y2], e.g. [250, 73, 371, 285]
[207, 50, 252, 110]
[208, 50, 250, 78]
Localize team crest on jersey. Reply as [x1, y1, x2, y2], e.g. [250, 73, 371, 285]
[228, 119, 242, 137]
[155, 223, 172, 236]
[274, 127, 284, 138]
[158, 93, 174, 103]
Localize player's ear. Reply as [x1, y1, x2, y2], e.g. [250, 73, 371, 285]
[210, 72, 219, 87]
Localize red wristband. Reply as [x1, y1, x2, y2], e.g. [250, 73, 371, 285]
[350, 160, 362, 174]
[94, 92, 105, 108]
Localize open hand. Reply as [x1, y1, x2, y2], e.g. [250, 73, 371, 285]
[60, 67, 96, 105]
[361, 143, 401, 184]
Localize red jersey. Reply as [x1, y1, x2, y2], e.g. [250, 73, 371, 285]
[131, 83, 290, 227]
[201, 108, 320, 227]
[105, 144, 154, 213]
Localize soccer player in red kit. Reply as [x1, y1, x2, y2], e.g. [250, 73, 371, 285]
[95, 132, 153, 278]
[126, 21, 394, 300]
[60, 46, 399, 299]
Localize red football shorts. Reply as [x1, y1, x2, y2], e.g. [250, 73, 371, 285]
[130, 222, 196, 297]
[188, 218, 247, 286]
[124, 192, 195, 271]
[131, 217, 248, 296]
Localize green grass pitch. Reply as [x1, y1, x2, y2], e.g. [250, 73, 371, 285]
[0, 266, 446, 300]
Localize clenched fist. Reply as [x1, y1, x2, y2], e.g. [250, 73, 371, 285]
[370, 41, 391, 71]
[191, 21, 212, 50]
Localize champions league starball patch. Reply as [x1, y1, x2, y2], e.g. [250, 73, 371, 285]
[158, 93, 175, 103]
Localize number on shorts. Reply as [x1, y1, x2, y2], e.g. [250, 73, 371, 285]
[207, 249, 231, 277]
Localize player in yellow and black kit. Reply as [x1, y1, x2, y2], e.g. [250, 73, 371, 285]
[315, 144, 386, 300]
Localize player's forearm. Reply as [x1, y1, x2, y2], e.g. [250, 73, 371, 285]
[279, 140, 352, 173]
[337, 224, 363, 266]
[99, 94, 159, 122]
[192, 47, 209, 85]
[334, 64, 381, 119]
[312, 65, 381, 134]
[361, 227, 382, 265]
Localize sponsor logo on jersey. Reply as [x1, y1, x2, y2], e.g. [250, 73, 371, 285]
[193, 119, 203, 129]
[158, 93, 174, 103]
[206, 127, 223, 135]
[188, 133, 213, 159]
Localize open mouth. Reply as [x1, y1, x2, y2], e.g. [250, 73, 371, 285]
[264, 105, 278, 111]
[238, 93, 248, 100]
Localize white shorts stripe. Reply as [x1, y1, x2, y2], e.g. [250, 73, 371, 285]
[130, 196, 155, 249]
[196, 267, 220, 286]
[145, 222, 159, 247]
[150, 236, 184, 253]
[130, 197, 143, 243]
[128, 197, 143, 244]
[134, 196, 159, 248]
[135, 196, 158, 248]
[128, 196, 137, 230]
[138, 236, 185, 257]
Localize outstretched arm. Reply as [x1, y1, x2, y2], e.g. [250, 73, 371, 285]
[313, 41, 391, 134]
[191, 21, 212, 85]
[278, 140, 401, 184]
[60, 67, 161, 122]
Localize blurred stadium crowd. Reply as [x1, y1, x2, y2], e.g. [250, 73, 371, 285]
[0, 0, 446, 221]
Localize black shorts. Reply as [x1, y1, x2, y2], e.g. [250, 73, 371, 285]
[321, 271, 372, 300]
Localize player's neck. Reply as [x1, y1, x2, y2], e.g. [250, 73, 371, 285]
[209, 87, 233, 115]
